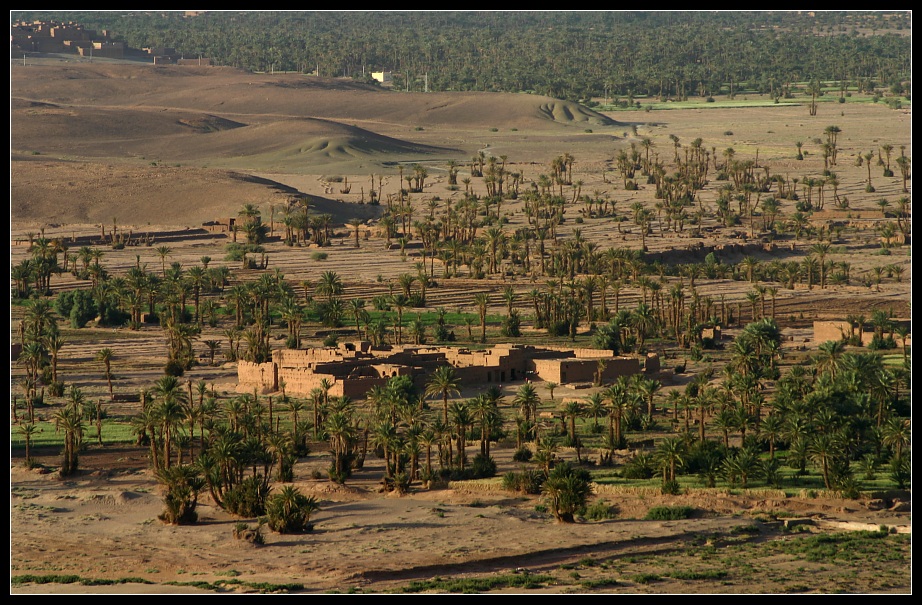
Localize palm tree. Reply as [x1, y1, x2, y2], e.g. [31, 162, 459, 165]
[325, 410, 357, 483]
[473, 292, 489, 343]
[390, 294, 410, 345]
[471, 393, 499, 457]
[603, 376, 635, 451]
[17, 422, 38, 468]
[96, 348, 114, 400]
[636, 376, 662, 419]
[155, 245, 172, 276]
[561, 399, 585, 461]
[316, 270, 344, 303]
[655, 437, 686, 484]
[54, 401, 84, 477]
[424, 365, 462, 428]
[814, 340, 846, 379]
[541, 461, 591, 523]
[880, 416, 910, 460]
[631, 303, 657, 350]
[449, 400, 473, 470]
[808, 432, 840, 490]
[584, 392, 606, 434]
[759, 413, 785, 460]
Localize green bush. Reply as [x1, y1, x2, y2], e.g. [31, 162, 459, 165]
[164, 359, 186, 377]
[502, 469, 544, 495]
[661, 479, 683, 495]
[265, 486, 320, 533]
[469, 453, 497, 478]
[621, 452, 655, 479]
[583, 499, 619, 521]
[222, 475, 271, 517]
[512, 446, 533, 463]
[644, 505, 695, 520]
[55, 289, 97, 328]
[542, 462, 592, 523]
[156, 464, 206, 525]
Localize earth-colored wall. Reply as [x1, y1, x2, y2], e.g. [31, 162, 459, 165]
[237, 360, 277, 394]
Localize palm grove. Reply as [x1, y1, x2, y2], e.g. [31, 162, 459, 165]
[13, 105, 911, 528]
[18, 11, 911, 104]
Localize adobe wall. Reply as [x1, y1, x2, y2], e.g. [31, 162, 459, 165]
[274, 347, 352, 367]
[543, 345, 615, 359]
[237, 360, 277, 394]
[813, 320, 853, 344]
[529, 356, 640, 384]
[276, 367, 339, 397]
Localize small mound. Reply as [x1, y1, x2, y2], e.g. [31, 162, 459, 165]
[114, 492, 140, 505]
[176, 115, 246, 133]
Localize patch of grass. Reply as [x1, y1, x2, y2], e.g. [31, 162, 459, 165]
[766, 530, 907, 564]
[11, 419, 136, 450]
[580, 578, 621, 589]
[583, 499, 619, 521]
[11, 574, 154, 586]
[165, 579, 305, 593]
[630, 573, 662, 584]
[668, 569, 729, 581]
[396, 572, 556, 593]
[215, 569, 241, 577]
[729, 524, 762, 535]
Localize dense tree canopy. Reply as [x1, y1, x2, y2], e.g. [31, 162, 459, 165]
[14, 11, 911, 101]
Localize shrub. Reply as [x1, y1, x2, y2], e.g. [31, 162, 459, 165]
[889, 454, 910, 489]
[469, 453, 498, 479]
[621, 452, 655, 479]
[311, 251, 329, 261]
[222, 476, 271, 517]
[661, 479, 683, 495]
[583, 499, 619, 521]
[156, 464, 206, 525]
[265, 486, 319, 533]
[644, 505, 695, 520]
[500, 310, 521, 337]
[164, 359, 186, 377]
[502, 470, 544, 495]
[389, 471, 412, 494]
[55, 289, 97, 328]
[233, 521, 265, 545]
[542, 462, 592, 523]
[512, 447, 533, 463]
[867, 335, 896, 350]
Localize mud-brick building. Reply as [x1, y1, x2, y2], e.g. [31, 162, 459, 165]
[813, 319, 911, 347]
[237, 341, 654, 399]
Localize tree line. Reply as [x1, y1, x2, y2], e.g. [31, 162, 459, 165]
[15, 11, 912, 102]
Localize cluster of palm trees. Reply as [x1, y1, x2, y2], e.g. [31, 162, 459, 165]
[138, 366, 514, 523]
[276, 199, 335, 247]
